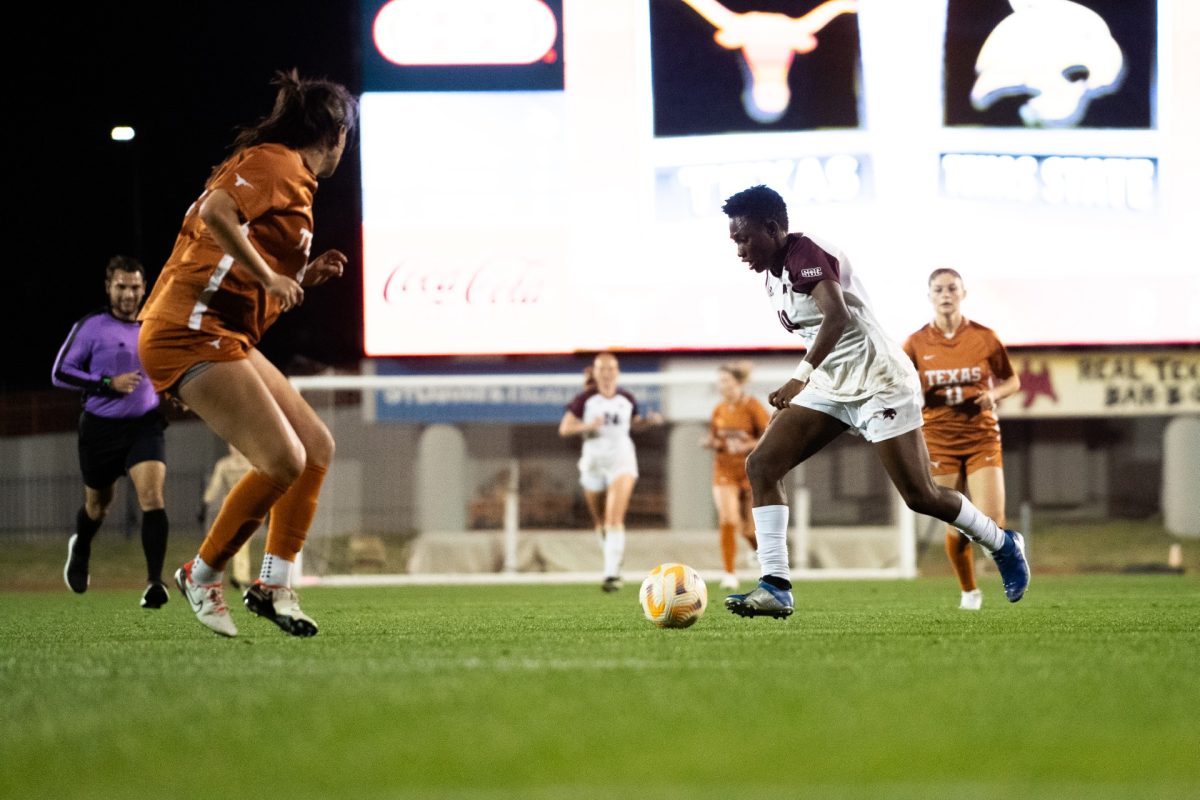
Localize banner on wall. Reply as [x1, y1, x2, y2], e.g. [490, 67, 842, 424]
[1000, 350, 1200, 418]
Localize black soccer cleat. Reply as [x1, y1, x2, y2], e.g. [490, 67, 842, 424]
[64, 534, 90, 594]
[244, 582, 319, 637]
[140, 581, 169, 609]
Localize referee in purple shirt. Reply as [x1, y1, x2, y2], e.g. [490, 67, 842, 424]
[51, 255, 170, 608]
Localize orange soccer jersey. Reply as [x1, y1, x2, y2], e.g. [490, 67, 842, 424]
[903, 319, 1014, 456]
[710, 395, 770, 486]
[139, 143, 317, 347]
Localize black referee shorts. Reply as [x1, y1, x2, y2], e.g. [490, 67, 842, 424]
[78, 410, 167, 490]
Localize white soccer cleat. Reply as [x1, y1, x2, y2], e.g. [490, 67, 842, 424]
[959, 589, 983, 611]
[244, 582, 319, 637]
[174, 561, 238, 637]
[720, 572, 739, 590]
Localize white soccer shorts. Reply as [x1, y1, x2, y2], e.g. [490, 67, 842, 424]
[793, 381, 923, 443]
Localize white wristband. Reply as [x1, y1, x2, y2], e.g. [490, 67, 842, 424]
[791, 360, 814, 383]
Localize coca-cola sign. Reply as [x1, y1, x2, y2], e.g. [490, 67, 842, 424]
[382, 257, 548, 306]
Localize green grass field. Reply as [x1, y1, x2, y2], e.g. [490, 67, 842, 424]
[2, 568, 1198, 799]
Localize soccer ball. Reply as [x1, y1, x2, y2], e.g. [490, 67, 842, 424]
[639, 563, 708, 628]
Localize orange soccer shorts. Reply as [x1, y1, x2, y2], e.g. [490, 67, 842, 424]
[138, 318, 250, 395]
[927, 442, 1004, 478]
[713, 462, 751, 490]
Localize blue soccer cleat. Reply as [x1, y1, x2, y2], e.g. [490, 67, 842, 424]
[992, 529, 1030, 603]
[724, 580, 794, 619]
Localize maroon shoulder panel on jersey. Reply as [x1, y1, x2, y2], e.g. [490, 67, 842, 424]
[566, 388, 597, 417]
[783, 234, 841, 294]
[617, 387, 639, 417]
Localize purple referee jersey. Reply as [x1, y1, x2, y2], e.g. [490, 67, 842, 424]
[51, 309, 160, 418]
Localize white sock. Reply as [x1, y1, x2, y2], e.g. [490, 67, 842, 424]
[260, 553, 294, 587]
[603, 525, 625, 579]
[952, 494, 1005, 552]
[595, 526, 605, 552]
[751, 505, 790, 581]
[191, 555, 221, 584]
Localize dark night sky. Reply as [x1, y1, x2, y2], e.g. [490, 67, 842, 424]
[13, 2, 365, 391]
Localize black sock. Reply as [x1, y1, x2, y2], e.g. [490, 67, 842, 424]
[141, 509, 169, 583]
[761, 574, 792, 591]
[75, 506, 102, 546]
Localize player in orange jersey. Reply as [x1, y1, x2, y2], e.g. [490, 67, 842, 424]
[701, 362, 769, 589]
[137, 70, 357, 638]
[903, 268, 1021, 610]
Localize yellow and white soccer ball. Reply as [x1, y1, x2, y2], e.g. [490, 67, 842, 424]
[639, 562, 708, 628]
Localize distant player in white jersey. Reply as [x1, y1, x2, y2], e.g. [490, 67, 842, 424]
[559, 352, 664, 592]
[719, 185, 1029, 619]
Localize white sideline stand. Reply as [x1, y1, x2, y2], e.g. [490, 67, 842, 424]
[289, 371, 919, 587]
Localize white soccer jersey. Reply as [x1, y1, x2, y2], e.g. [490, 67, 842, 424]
[766, 233, 917, 401]
[566, 388, 639, 457]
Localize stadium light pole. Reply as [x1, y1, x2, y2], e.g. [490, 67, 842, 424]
[111, 125, 142, 259]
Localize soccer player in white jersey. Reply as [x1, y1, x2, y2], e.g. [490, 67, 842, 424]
[720, 185, 1029, 618]
[559, 352, 664, 592]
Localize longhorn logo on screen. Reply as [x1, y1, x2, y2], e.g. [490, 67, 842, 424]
[681, 0, 858, 124]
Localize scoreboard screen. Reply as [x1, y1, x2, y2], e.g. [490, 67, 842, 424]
[360, 0, 1198, 355]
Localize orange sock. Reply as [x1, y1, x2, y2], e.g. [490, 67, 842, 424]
[720, 522, 737, 572]
[199, 470, 288, 570]
[266, 463, 328, 561]
[945, 530, 977, 591]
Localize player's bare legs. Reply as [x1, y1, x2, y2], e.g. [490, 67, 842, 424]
[965, 466, 1006, 528]
[583, 489, 606, 542]
[599, 474, 636, 591]
[177, 351, 335, 635]
[181, 360, 304, 486]
[745, 406, 848, 506]
[240, 350, 332, 636]
[933, 471, 978, 604]
[961, 466, 1007, 609]
[172, 358, 301, 635]
[873, 430, 965, 519]
[128, 461, 166, 511]
[604, 474, 636, 527]
[876, 429, 1028, 602]
[728, 406, 848, 618]
[738, 486, 757, 552]
[82, 484, 115, 523]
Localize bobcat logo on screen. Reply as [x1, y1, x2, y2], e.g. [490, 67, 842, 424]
[970, 0, 1125, 128]
[682, 0, 858, 123]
